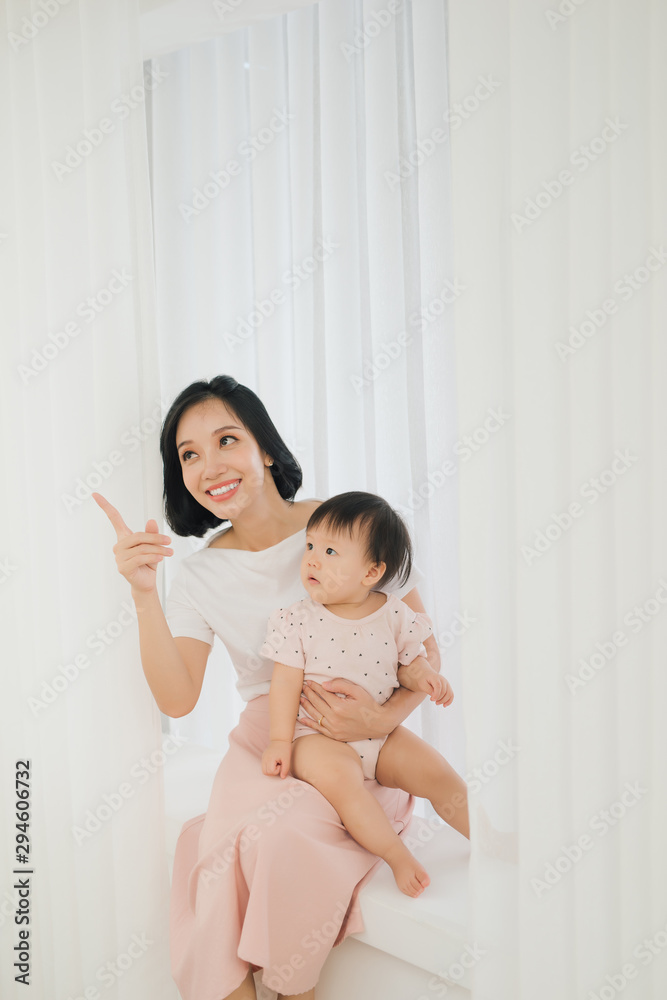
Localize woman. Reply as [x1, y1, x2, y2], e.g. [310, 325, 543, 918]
[94, 375, 470, 1000]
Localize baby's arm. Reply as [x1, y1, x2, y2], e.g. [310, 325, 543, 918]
[397, 655, 454, 707]
[262, 662, 304, 778]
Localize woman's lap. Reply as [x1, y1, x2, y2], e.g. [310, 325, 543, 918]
[169, 695, 414, 999]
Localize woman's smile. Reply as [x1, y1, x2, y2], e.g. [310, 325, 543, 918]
[205, 479, 241, 501]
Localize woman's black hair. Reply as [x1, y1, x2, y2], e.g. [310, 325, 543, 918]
[306, 491, 412, 590]
[160, 375, 303, 537]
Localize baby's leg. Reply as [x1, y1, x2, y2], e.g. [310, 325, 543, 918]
[375, 726, 470, 839]
[290, 735, 430, 897]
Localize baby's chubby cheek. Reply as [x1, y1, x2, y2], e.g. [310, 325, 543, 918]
[310, 584, 330, 604]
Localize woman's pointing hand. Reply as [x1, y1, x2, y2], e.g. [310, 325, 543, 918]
[92, 492, 173, 594]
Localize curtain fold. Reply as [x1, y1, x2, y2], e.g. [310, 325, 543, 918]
[149, 0, 464, 775]
[448, 1, 667, 997]
[1, 1, 176, 996]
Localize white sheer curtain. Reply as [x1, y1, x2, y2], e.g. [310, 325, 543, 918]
[148, 0, 464, 777]
[448, 1, 667, 998]
[0, 1, 177, 997]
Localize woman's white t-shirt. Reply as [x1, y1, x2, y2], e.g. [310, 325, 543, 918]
[164, 525, 424, 702]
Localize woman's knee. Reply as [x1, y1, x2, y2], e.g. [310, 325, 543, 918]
[254, 780, 313, 835]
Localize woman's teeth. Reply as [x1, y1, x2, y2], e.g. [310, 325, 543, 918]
[208, 481, 240, 496]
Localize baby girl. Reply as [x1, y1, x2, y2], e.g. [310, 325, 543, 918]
[261, 491, 454, 897]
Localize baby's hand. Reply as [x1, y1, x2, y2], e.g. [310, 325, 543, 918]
[262, 740, 293, 778]
[421, 673, 454, 707]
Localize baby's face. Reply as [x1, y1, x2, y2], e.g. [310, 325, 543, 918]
[301, 524, 377, 605]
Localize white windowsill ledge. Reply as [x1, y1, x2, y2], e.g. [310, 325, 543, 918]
[353, 815, 471, 985]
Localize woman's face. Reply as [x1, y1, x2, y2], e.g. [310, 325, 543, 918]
[175, 398, 271, 520]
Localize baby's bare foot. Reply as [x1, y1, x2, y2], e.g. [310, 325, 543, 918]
[385, 845, 431, 897]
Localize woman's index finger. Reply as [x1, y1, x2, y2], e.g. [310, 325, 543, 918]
[91, 493, 133, 539]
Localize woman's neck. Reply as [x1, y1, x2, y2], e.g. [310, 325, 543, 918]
[221, 496, 305, 551]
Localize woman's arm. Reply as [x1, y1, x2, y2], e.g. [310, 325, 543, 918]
[133, 588, 211, 717]
[378, 586, 442, 728]
[262, 663, 303, 778]
[299, 587, 443, 741]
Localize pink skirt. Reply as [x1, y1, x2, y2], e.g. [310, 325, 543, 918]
[169, 694, 414, 998]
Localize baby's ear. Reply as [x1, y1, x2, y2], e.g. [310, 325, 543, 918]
[365, 560, 386, 584]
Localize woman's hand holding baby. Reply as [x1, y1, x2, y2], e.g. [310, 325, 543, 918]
[262, 740, 293, 779]
[300, 678, 391, 741]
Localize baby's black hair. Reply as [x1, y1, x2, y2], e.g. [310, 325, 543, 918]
[307, 491, 412, 590]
